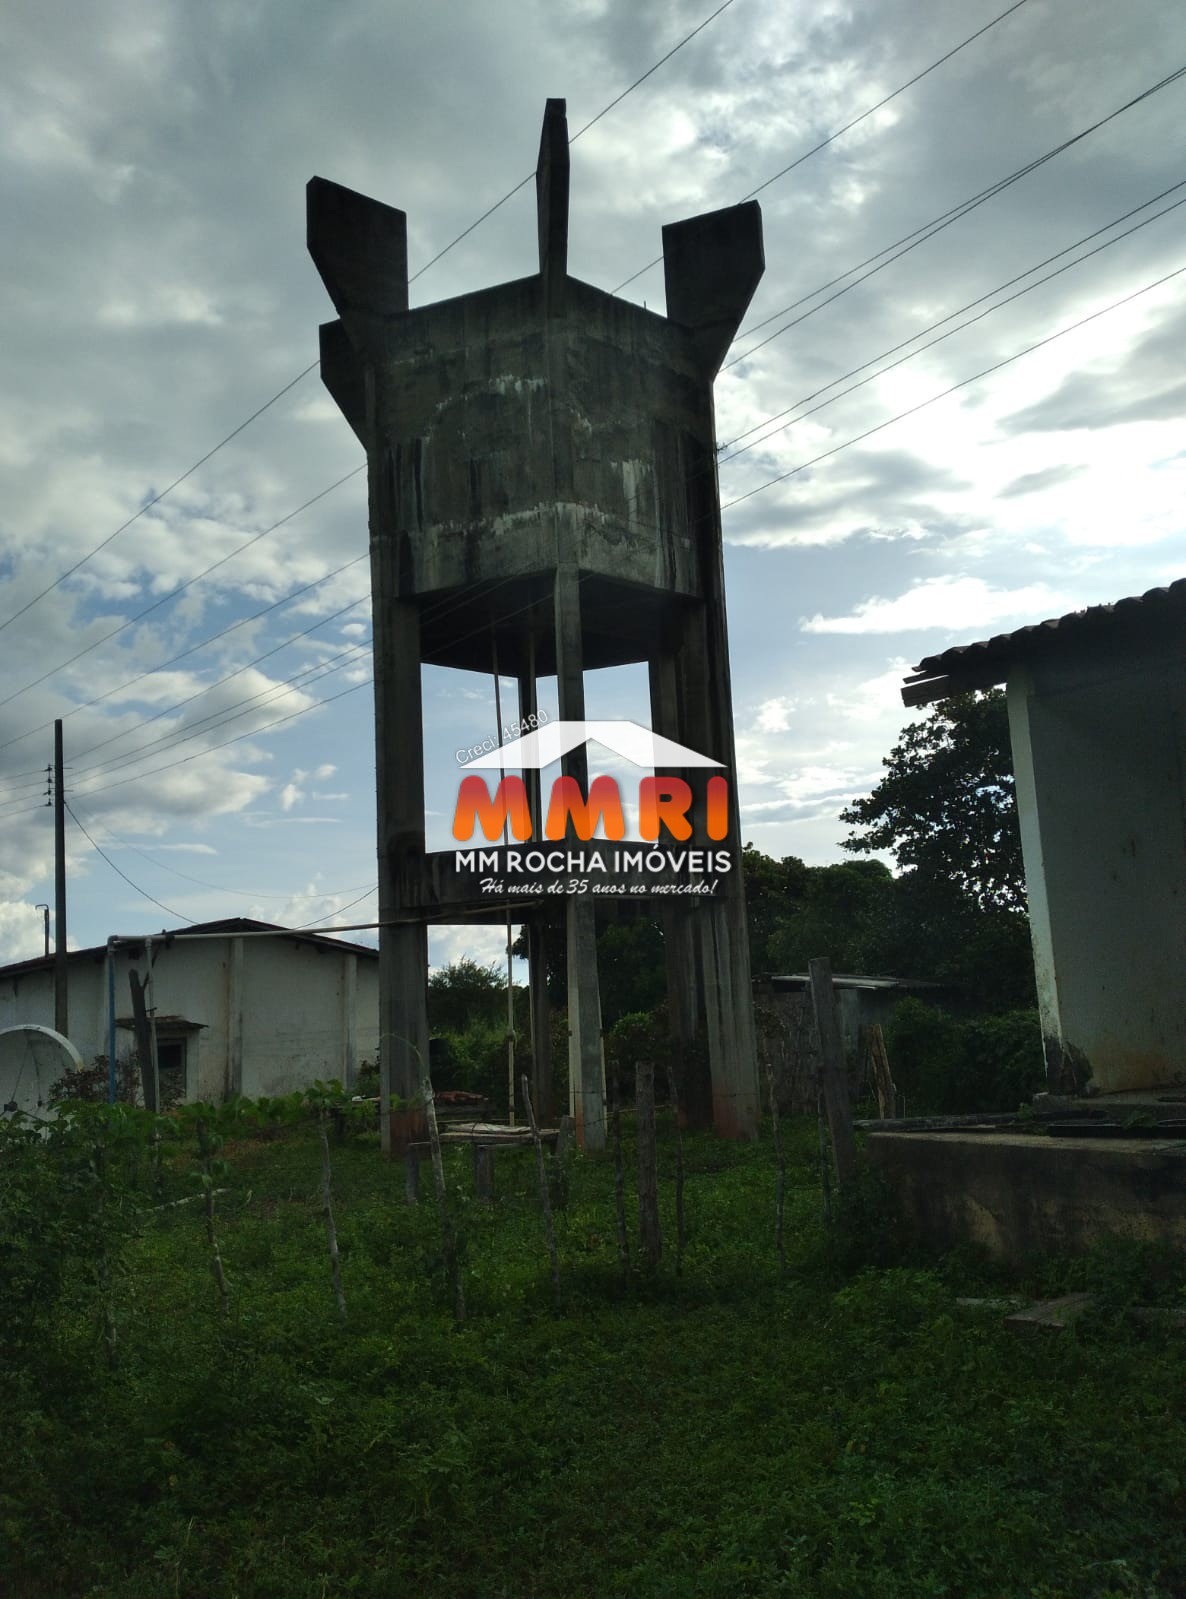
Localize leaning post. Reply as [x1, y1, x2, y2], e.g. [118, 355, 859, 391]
[808, 957, 857, 1186]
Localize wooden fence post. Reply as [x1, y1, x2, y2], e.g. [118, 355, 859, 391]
[417, 1051, 465, 1324]
[128, 970, 158, 1112]
[869, 1023, 897, 1119]
[808, 958, 857, 1186]
[636, 1060, 662, 1270]
[610, 1067, 630, 1277]
[473, 1143, 496, 1203]
[522, 1075, 561, 1312]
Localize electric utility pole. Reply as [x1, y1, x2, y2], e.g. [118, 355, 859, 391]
[53, 718, 68, 1037]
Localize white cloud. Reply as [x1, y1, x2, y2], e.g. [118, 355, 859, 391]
[801, 577, 1067, 635]
[753, 696, 793, 734]
[0, 0, 1182, 957]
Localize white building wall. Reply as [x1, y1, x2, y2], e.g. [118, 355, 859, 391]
[0, 935, 380, 1104]
[356, 958, 380, 1072]
[1008, 649, 1186, 1094]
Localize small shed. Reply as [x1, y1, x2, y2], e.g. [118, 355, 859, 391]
[0, 918, 380, 1104]
[758, 973, 945, 1061]
[903, 578, 1186, 1098]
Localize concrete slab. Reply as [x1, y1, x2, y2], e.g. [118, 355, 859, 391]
[1004, 1293, 1093, 1332]
[865, 1130, 1186, 1261]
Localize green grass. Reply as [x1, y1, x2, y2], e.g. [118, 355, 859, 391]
[3, 1116, 1186, 1598]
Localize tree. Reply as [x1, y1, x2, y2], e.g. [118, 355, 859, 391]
[840, 690, 1024, 914]
[840, 690, 1034, 1009]
[427, 957, 508, 1034]
[740, 846, 810, 975]
[766, 859, 894, 974]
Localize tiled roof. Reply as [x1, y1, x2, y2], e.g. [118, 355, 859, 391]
[901, 577, 1186, 706]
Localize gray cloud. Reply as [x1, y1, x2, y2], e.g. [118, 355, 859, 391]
[1, 0, 1184, 958]
[997, 463, 1087, 497]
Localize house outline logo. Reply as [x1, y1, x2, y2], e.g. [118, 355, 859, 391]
[461, 719, 723, 771]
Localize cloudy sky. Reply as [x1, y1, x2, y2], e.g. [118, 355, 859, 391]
[1, 0, 1183, 969]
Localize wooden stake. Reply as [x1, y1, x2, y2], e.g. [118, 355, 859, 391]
[635, 1060, 661, 1271]
[610, 1065, 630, 1277]
[764, 1058, 787, 1275]
[522, 1074, 561, 1313]
[404, 1144, 421, 1205]
[196, 1119, 231, 1319]
[665, 1057, 686, 1275]
[417, 1048, 465, 1324]
[473, 1143, 496, 1203]
[318, 1108, 347, 1322]
[128, 969, 158, 1113]
[869, 1023, 896, 1119]
[808, 958, 857, 1187]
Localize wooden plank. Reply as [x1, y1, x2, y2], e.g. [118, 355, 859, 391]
[1005, 1293, 1093, 1332]
[128, 970, 159, 1113]
[808, 958, 857, 1186]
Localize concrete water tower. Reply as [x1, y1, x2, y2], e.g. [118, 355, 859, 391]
[308, 100, 764, 1150]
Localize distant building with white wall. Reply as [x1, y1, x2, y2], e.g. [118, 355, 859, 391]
[0, 918, 379, 1106]
[902, 578, 1186, 1098]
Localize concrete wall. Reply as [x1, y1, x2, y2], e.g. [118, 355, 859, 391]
[0, 937, 379, 1103]
[237, 937, 379, 1098]
[764, 986, 923, 1063]
[1008, 644, 1186, 1094]
[867, 1130, 1186, 1261]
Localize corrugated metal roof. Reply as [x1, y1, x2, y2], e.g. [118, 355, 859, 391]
[901, 577, 1186, 706]
[0, 917, 379, 982]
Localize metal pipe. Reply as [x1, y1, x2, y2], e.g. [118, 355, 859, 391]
[146, 936, 160, 1112]
[106, 938, 117, 1104]
[53, 720, 68, 1037]
[35, 904, 49, 958]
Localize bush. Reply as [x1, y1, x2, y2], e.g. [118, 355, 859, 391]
[51, 1054, 139, 1105]
[885, 999, 1044, 1115]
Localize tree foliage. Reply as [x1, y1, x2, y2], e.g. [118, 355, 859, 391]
[840, 689, 1024, 915]
[835, 690, 1033, 1009]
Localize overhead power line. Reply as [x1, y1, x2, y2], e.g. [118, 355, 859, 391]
[65, 797, 373, 903]
[740, 0, 1032, 204]
[409, 0, 744, 282]
[67, 797, 378, 929]
[723, 63, 1186, 369]
[0, 364, 321, 641]
[0, 551, 530, 800]
[535, 179, 1186, 546]
[0, 564, 537, 796]
[66, 603, 372, 771]
[0, 552, 372, 764]
[0, 0, 747, 655]
[611, 0, 1034, 293]
[52, 575, 595, 803]
[14, 261, 1184, 813]
[720, 262, 1186, 513]
[0, 466, 367, 717]
[65, 799, 198, 924]
[720, 180, 1186, 462]
[67, 643, 373, 786]
[69, 673, 376, 801]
